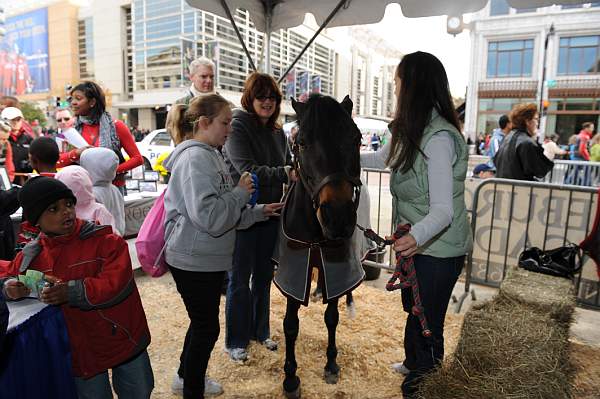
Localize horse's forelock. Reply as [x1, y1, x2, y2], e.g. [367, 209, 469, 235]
[299, 95, 359, 146]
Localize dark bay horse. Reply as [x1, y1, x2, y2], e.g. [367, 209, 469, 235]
[273, 94, 364, 398]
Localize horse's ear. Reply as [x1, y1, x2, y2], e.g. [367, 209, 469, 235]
[340, 95, 353, 115]
[291, 97, 305, 116]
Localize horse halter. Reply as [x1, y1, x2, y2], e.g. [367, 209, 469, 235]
[292, 141, 362, 211]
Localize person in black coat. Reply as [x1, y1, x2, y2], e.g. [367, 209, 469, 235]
[0, 186, 20, 261]
[222, 72, 291, 361]
[494, 103, 554, 181]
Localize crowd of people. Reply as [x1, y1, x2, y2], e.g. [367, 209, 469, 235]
[0, 50, 597, 399]
[472, 110, 597, 182]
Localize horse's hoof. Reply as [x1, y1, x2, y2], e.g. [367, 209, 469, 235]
[324, 369, 340, 384]
[283, 377, 301, 399]
[346, 302, 356, 319]
[283, 385, 301, 399]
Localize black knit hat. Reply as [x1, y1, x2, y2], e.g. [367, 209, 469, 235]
[18, 177, 77, 224]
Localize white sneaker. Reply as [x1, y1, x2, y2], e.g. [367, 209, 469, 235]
[391, 362, 411, 375]
[225, 347, 248, 361]
[260, 338, 278, 351]
[171, 373, 184, 395]
[170, 373, 224, 397]
[204, 377, 224, 397]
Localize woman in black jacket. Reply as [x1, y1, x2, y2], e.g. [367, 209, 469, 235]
[494, 103, 554, 181]
[223, 73, 291, 361]
[0, 186, 20, 260]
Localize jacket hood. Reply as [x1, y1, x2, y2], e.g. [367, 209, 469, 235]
[56, 165, 97, 211]
[80, 147, 118, 186]
[163, 139, 214, 172]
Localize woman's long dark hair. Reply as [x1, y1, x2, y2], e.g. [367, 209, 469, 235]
[70, 81, 106, 122]
[387, 52, 461, 172]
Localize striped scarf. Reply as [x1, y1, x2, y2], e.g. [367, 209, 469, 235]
[75, 112, 121, 152]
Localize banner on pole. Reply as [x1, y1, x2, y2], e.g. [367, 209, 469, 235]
[297, 70, 309, 102]
[181, 37, 196, 85]
[285, 69, 296, 99]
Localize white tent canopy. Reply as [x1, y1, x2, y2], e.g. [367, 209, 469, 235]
[186, 0, 589, 32]
[353, 117, 389, 135]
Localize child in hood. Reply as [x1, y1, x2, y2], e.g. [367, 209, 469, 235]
[80, 148, 125, 236]
[0, 176, 153, 397]
[55, 165, 120, 235]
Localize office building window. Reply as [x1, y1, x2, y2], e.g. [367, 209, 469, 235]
[78, 18, 94, 80]
[558, 35, 600, 75]
[487, 39, 534, 78]
[489, 0, 510, 16]
[514, 7, 537, 13]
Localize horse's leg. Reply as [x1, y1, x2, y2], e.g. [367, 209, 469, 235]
[324, 297, 340, 384]
[345, 292, 356, 319]
[283, 298, 301, 398]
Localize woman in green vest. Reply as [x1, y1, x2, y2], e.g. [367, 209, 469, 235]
[383, 51, 473, 397]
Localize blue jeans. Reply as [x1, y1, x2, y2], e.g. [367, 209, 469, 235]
[226, 219, 278, 349]
[401, 254, 464, 397]
[74, 349, 154, 399]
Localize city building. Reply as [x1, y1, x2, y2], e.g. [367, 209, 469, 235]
[464, 1, 600, 142]
[331, 26, 400, 120]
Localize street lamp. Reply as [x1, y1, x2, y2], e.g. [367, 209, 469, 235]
[538, 23, 555, 129]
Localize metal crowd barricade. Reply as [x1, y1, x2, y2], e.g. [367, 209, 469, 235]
[359, 167, 599, 312]
[457, 178, 599, 312]
[544, 160, 600, 187]
[468, 155, 600, 187]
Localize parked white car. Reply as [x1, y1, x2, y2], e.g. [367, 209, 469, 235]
[133, 128, 174, 170]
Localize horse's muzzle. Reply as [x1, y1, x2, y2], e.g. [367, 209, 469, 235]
[317, 201, 357, 240]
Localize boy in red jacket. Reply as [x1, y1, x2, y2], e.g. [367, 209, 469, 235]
[1, 176, 154, 398]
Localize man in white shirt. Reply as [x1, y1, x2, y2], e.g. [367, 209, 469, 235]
[175, 57, 216, 105]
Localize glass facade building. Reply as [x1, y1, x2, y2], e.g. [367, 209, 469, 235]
[131, 0, 336, 96]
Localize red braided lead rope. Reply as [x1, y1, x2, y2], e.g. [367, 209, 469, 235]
[384, 224, 432, 338]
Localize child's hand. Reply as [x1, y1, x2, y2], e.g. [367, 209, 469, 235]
[4, 280, 30, 299]
[40, 277, 68, 306]
[263, 202, 284, 217]
[238, 172, 255, 195]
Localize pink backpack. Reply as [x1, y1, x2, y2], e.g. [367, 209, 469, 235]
[135, 190, 171, 277]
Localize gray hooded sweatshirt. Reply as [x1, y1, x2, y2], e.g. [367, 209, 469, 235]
[79, 147, 125, 236]
[163, 140, 267, 272]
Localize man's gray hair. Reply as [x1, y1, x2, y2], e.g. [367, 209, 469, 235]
[189, 57, 215, 76]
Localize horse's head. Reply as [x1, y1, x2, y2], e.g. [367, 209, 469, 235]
[291, 94, 362, 241]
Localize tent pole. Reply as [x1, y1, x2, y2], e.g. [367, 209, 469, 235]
[265, 10, 272, 74]
[277, 0, 348, 83]
[220, 0, 257, 72]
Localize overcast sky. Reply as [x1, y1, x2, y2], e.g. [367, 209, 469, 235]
[370, 4, 472, 98]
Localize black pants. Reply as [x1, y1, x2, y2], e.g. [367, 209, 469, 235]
[170, 266, 225, 399]
[401, 254, 464, 397]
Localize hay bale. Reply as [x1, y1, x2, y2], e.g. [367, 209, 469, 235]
[500, 266, 575, 324]
[419, 268, 577, 399]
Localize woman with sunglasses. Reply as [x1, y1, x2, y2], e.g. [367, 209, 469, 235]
[57, 81, 143, 194]
[223, 72, 292, 362]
